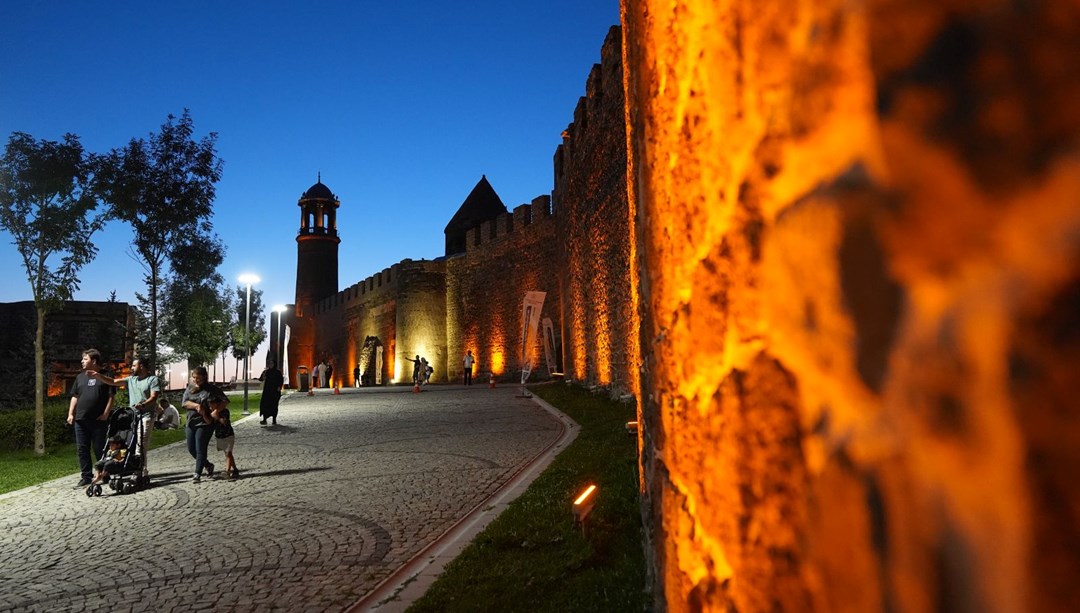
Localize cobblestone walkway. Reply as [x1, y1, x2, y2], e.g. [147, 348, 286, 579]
[0, 385, 561, 612]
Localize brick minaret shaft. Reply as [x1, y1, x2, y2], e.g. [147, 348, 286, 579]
[285, 177, 340, 386]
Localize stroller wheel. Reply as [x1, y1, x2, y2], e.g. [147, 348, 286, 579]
[85, 485, 94, 497]
[122, 482, 136, 495]
[93, 485, 103, 496]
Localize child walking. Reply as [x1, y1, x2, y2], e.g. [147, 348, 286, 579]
[210, 402, 240, 480]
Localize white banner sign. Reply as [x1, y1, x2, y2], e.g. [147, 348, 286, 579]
[541, 317, 557, 376]
[282, 324, 291, 386]
[520, 291, 546, 384]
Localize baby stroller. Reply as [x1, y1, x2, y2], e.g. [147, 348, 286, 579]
[85, 407, 148, 497]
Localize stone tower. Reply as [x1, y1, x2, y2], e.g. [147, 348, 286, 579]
[287, 175, 340, 385]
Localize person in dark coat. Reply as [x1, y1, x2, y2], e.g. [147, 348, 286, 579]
[258, 360, 284, 425]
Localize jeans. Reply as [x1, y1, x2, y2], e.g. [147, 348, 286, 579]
[186, 424, 213, 475]
[74, 419, 106, 481]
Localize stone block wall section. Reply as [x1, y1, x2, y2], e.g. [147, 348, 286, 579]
[313, 259, 446, 385]
[449, 198, 560, 383]
[623, 0, 1080, 611]
[554, 25, 640, 398]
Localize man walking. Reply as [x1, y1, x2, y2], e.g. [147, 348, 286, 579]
[91, 357, 161, 482]
[463, 350, 474, 386]
[67, 348, 114, 487]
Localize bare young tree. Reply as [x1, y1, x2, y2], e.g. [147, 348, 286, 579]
[0, 132, 106, 455]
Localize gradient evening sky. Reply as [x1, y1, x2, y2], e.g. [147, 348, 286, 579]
[0, 1, 619, 383]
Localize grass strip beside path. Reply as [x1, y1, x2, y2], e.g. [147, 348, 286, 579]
[408, 383, 648, 613]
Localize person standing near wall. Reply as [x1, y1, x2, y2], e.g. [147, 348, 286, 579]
[463, 350, 474, 385]
[353, 364, 360, 387]
[67, 348, 114, 487]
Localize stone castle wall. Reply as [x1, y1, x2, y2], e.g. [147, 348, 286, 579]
[448, 196, 560, 382]
[314, 260, 445, 385]
[555, 25, 639, 397]
[623, 0, 1080, 611]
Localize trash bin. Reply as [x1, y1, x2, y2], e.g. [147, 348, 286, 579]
[297, 365, 310, 392]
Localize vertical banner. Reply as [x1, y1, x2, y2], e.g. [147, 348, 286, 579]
[520, 291, 546, 384]
[282, 324, 291, 386]
[376, 346, 384, 385]
[541, 317, 557, 376]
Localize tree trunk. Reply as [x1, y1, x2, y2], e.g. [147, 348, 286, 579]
[34, 304, 46, 456]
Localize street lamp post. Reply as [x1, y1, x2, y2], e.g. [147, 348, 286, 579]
[239, 273, 260, 415]
[211, 319, 222, 384]
[273, 305, 287, 370]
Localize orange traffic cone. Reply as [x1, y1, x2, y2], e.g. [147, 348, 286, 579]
[307, 387, 314, 396]
[489, 373, 495, 388]
[413, 382, 421, 393]
[334, 384, 340, 395]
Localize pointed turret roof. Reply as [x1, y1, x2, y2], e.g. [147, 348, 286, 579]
[444, 175, 508, 256]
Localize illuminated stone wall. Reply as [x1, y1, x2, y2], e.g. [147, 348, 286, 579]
[313, 260, 446, 386]
[449, 198, 560, 382]
[555, 26, 640, 397]
[623, 0, 1080, 611]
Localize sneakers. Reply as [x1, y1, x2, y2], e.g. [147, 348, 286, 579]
[260, 419, 267, 425]
[76, 478, 92, 487]
[192, 474, 201, 483]
[205, 462, 215, 478]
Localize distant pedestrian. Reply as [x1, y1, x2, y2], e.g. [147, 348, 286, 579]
[67, 348, 114, 487]
[420, 358, 430, 385]
[316, 360, 327, 388]
[463, 350, 474, 385]
[353, 364, 360, 387]
[211, 401, 240, 480]
[258, 360, 284, 425]
[404, 355, 422, 385]
[326, 362, 334, 388]
[182, 367, 226, 483]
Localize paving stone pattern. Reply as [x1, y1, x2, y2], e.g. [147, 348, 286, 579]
[0, 386, 561, 612]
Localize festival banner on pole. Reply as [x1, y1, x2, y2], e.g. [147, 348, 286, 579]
[519, 291, 546, 384]
[541, 317, 557, 376]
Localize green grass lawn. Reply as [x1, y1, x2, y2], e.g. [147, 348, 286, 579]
[407, 383, 648, 613]
[0, 393, 261, 494]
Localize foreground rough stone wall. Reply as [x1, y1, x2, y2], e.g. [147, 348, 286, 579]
[623, 0, 1080, 611]
[555, 26, 640, 397]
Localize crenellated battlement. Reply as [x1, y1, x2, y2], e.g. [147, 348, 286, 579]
[463, 195, 553, 253]
[554, 26, 623, 201]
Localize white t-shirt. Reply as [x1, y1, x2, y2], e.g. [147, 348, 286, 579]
[157, 404, 180, 429]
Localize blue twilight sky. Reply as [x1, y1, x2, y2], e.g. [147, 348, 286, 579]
[0, 1, 620, 378]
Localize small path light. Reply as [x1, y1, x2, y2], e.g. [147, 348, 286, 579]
[573, 484, 597, 536]
[625, 421, 638, 436]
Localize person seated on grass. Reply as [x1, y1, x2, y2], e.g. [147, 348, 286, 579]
[155, 398, 180, 430]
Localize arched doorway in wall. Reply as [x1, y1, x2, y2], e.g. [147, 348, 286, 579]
[358, 336, 386, 386]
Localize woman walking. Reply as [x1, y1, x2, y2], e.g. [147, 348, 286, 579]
[182, 367, 226, 482]
[258, 360, 284, 425]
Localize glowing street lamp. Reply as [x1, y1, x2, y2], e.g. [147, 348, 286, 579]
[239, 273, 260, 415]
[273, 305, 287, 369]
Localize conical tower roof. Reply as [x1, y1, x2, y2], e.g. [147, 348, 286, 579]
[444, 175, 508, 256]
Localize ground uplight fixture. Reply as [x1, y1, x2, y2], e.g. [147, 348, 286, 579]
[573, 484, 597, 525]
[239, 273, 260, 415]
[625, 421, 638, 435]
